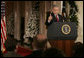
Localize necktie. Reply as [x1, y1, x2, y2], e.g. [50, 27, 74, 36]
[56, 15, 59, 22]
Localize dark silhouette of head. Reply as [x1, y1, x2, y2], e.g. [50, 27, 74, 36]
[43, 48, 65, 57]
[72, 42, 83, 57]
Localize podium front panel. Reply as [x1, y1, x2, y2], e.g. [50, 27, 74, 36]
[47, 22, 77, 40]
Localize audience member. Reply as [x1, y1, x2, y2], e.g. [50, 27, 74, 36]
[43, 48, 65, 57]
[72, 42, 83, 57]
[25, 34, 47, 57]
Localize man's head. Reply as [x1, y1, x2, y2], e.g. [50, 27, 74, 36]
[43, 48, 65, 57]
[32, 34, 47, 50]
[52, 5, 59, 15]
[72, 42, 83, 57]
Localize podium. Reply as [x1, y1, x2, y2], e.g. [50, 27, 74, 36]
[47, 22, 77, 40]
[47, 22, 77, 56]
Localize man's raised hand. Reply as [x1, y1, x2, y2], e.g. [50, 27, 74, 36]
[48, 13, 53, 21]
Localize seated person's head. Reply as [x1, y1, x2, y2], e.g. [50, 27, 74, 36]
[43, 48, 65, 57]
[32, 34, 47, 50]
[72, 42, 83, 57]
[4, 35, 17, 51]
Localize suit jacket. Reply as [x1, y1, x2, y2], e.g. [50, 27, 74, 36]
[45, 11, 64, 27]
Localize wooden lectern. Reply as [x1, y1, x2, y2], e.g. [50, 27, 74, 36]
[47, 22, 77, 57]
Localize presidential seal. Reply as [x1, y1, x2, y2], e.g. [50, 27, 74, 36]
[61, 24, 71, 35]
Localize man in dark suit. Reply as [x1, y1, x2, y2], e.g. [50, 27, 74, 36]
[45, 5, 64, 27]
[45, 5, 65, 48]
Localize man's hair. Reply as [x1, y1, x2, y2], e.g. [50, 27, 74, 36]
[4, 35, 17, 51]
[43, 48, 65, 57]
[52, 5, 59, 9]
[72, 42, 83, 57]
[33, 35, 47, 50]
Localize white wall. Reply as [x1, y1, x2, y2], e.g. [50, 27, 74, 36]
[75, 1, 83, 43]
